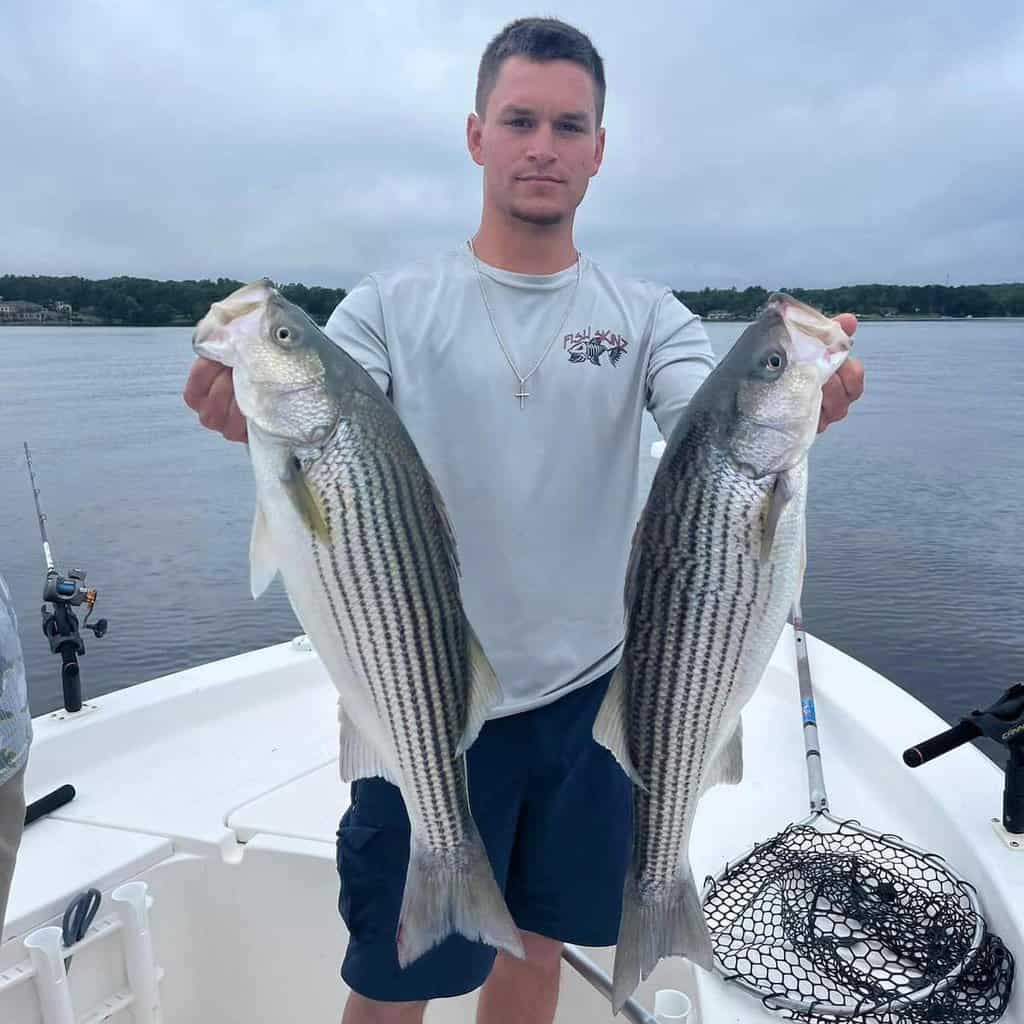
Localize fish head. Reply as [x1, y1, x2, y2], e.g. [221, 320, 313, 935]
[724, 292, 851, 477]
[193, 279, 339, 447]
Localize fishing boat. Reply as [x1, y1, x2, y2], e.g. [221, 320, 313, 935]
[4, 447, 1023, 1024]
[3, 617, 1021, 1023]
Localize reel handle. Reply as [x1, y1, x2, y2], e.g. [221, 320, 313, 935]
[25, 785, 76, 827]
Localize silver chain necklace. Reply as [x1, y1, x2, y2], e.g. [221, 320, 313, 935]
[468, 238, 582, 409]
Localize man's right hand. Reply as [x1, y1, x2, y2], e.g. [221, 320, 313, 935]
[183, 358, 248, 442]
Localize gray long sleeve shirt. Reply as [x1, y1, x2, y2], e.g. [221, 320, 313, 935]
[325, 245, 715, 716]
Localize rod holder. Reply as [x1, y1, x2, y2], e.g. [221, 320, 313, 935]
[904, 682, 1024, 833]
[655, 988, 692, 1021]
[112, 881, 163, 1023]
[23, 926, 75, 1024]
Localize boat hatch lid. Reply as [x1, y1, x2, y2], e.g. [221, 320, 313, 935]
[228, 762, 348, 845]
[4, 819, 172, 943]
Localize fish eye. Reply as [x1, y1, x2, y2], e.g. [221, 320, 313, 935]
[272, 322, 301, 349]
[765, 352, 784, 370]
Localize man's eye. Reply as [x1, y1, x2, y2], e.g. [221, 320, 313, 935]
[557, 122, 583, 132]
[506, 118, 531, 129]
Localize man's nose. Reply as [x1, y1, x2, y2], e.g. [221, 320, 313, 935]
[525, 124, 557, 162]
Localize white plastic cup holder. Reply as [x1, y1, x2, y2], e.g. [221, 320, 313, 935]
[654, 988, 692, 1022]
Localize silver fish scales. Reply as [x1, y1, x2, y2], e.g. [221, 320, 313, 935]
[304, 396, 467, 849]
[193, 280, 523, 967]
[594, 293, 851, 1012]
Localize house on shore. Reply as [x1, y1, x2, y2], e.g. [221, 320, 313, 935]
[0, 299, 57, 322]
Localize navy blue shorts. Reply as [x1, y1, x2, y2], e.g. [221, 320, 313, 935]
[334, 668, 633, 1002]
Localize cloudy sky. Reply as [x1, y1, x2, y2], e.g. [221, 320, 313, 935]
[1, 1, 1020, 290]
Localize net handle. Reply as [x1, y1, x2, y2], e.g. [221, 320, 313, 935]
[791, 600, 829, 815]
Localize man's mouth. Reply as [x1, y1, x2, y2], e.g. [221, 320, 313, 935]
[518, 175, 563, 183]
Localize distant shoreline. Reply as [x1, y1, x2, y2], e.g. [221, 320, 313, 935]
[3, 315, 1023, 328]
[3, 275, 1023, 325]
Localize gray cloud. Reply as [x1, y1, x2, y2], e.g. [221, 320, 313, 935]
[1, 0, 1020, 290]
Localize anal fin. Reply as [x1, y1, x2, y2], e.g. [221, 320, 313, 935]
[702, 718, 744, 793]
[337, 699, 399, 785]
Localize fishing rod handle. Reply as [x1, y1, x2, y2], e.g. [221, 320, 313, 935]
[791, 602, 829, 814]
[902, 719, 982, 767]
[25, 785, 76, 827]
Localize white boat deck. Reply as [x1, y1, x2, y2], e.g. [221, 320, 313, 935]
[3, 629, 1021, 1023]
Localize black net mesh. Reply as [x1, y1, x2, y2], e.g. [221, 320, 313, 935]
[702, 819, 1015, 1022]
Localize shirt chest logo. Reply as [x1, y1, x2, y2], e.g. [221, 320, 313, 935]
[564, 326, 630, 367]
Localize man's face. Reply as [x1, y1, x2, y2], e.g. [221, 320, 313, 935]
[467, 56, 605, 228]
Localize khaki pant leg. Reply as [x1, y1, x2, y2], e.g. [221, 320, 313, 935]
[0, 765, 27, 933]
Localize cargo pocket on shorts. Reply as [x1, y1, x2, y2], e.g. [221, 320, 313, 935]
[336, 823, 406, 943]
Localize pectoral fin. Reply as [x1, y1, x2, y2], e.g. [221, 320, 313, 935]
[761, 469, 795, 562]
[283, 456, 330, 542]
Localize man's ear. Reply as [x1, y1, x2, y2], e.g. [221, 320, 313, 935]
[467, 112, 485, 167]
[591, 125, 606, 178]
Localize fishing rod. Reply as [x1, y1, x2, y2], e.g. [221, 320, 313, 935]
[23, 442, 108, 713]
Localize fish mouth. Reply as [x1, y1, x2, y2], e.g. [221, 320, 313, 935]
[192, 278, 276, 364]
[766, 292, 851, 376]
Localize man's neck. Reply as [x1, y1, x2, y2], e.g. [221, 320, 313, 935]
[471, 216, 578, 275]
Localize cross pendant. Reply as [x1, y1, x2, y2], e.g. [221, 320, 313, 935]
[515, 385, 530, 409]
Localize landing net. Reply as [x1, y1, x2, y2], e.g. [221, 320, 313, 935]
[703, 815, 1014, 1023]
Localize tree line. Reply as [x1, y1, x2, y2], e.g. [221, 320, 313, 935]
[2, 274, 1023, 325]
[0, 275, 348, 325]
[674, 282, 1024, 319]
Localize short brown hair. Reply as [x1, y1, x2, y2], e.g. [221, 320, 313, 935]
[476, 18, 606, 125]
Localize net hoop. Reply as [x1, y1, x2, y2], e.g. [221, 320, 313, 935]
[702, 810, 991, 1020]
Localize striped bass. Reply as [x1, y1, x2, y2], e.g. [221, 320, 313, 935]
[594, 293, 852, 1011]
[192, 280, 523, 966]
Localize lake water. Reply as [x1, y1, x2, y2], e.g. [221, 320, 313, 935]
[2, 320, 1023, 765]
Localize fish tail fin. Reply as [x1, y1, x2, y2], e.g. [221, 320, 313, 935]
[397, 824, 524, 968]
[611, 864, 714, 1013]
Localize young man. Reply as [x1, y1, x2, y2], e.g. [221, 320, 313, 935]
[0, 571, 31, 935]
[185, 18, 864, 1024]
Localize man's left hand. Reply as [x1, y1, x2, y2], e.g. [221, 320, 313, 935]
[819, 313, 864, 433]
